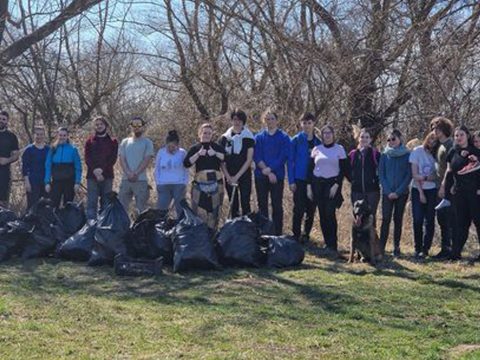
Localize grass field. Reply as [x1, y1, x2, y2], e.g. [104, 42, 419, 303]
[0, 245, 479, 360]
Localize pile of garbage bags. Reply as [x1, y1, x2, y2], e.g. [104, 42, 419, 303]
[1, 194, 304, 273]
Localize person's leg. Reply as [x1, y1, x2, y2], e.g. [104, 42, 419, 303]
[292, 180, 306, 239]
[367, 191, 381, 230]
[239, 173, 252, 216]
[27, 182, 43, 209]
[411, 188, 424, 254]
[157, 184, 172, 211]
[255, 177, 269, 219]
[303, 182, 316, 238]
[323, 198, 338, 251]
[118, 180, 133, 213]
[171, 184, 186, 219]
[63, 178, 75, 205]
[423, 189, 437, 254]
[451, 191, 470, 258]
[0, 174, 10, 208]
[49, 180, 63, 208]
[133, 181, 150, 214]
[99, 179, 113, 215]
[225, 181, 240, 218]
[435, 198, 453, 255]
[379, 194, 394, 254]
[86, 179, 100, 220]
[271, 179, 284, 235]
[392, 193, 408, 253]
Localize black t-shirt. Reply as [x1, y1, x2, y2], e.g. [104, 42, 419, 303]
[184, 142, 225, 172]
[308, 138, 315, 151]
[219, 134, 255, 176]
[0, 130, 19, 179]
[446, 145, 480, 191]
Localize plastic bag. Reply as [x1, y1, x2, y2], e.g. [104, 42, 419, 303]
[247, 212, 276, 236]
[172, 201, 219, 272]
[88, 193, 130, 266]
[216, 216, 263, 267]
[56, 202, 86, 237]
[56, 220, 96, 262]
[0, 220, 33, 261]
[263, 236, 305, 268]
[0, 207, 17, 227]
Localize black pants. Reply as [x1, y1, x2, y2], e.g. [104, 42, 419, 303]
[411, 188, 436, 254]
[0, 172, 10, 204]
[255, 176, 284, 235]
[27, 182, 47, 209]
[452, 190, 480, 257]
[380, 193, 408, 253]
[225, 172, 252, 218]
[312, 177, 341, 251]
[436, 196, 456, 253]
[292, 180, 315, 239]
[50, 178, 75, 208]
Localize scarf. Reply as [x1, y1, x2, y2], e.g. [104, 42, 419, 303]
[222, 126, 255, 155]
[383, 144, 409, 157]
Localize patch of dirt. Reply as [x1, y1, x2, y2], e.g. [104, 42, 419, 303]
[447, 344, 480, 359]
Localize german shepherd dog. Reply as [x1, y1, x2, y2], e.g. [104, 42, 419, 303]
[349, 199, 382, 266]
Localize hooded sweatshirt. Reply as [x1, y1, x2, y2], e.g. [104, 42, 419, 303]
[379, 144, 411, 195]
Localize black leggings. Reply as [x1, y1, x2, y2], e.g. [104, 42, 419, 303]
[379, 193, 408, 253]
[452, 190, 480, 257]
[292, 180, 316, 239]
[225, 172, 252, 218]
[50, 178, 75, 208]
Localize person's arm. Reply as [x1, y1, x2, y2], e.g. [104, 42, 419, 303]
[44, 148, 53, 184]
[394, 155, 412, 195]
[184, 145, 201, 168]
[84, 138, 94, 170]
[133, 141, 154, 176]
[253, 134, 268, 172]
[21, 147, 31, 179]
[108, 138, 119, 167]
[411, 162, 426, 200]
[266, 134, 291, 175]
[231, 147, 254, 183]
[154, 149, 162, 184]
[287, 136, 296, 186]
[73, 147, 82, 184]
[378, 154, 392, 194]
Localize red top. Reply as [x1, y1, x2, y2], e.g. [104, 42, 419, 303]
[84, 134, 118, 179]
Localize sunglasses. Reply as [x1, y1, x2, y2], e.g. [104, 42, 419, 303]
[387, 137, 397, 142]
[131, 123, 143, 128]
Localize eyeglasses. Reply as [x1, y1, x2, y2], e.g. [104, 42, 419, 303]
[131, 124, 143, 128]
[387, 137, 397, 142]
[0, 117, 7, 121]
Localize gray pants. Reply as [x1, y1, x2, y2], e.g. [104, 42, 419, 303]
[119, 180, 150, 215]
[157, 184, 186, 219]
[87, 178, 113, 219]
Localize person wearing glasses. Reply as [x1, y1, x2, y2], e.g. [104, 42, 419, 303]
[118, 116, 154, 215]
[379, 129, 411, 257]
[307, 125, 350, 254]
[84, 116, 118, 219]
[0, 111, 20, 208]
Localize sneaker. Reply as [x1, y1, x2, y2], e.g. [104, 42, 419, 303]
[435, 199, 451, 211]
[457, 160, 480, 175]
[414, 251, 425, 260]
[432, 249, 451, 259]
[393, 248, 401, 257]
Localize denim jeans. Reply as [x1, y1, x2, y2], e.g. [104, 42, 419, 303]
[411, 188, 436, 254]
[156, 184, 186, 219]
[87, 178, 113, 219]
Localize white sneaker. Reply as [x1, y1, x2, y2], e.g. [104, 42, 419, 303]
[435, 199, 451, 211]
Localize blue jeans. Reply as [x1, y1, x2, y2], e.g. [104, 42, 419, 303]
[156, 184, 186, 219]
[87, 178, 113, 219]
[411, 188, 437, 254]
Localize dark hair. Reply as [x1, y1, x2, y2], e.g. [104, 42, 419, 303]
[300, 112, 316, 123]
[430, 116, 453, 138]
[166, 129, 179, 144]
[130, 116, 145, 126]
[454, 125, 471, 145]
[389, 129, 404, 144]
[231, 110, 247, 125]
[473, 130, 480, 139]
[0, 110, 9, 119]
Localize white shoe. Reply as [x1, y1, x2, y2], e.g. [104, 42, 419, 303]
[435, 199, 451, 211]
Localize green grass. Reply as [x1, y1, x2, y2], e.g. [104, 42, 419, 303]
[0, 251, 479, 359]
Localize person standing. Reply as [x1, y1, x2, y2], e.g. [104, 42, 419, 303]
[379, 129, 411, 257]
[118, 117, 155, 215]
[44, 127, 82, 208]
[219, 110, 255, 218]
[430, 116, 455, 259]
[409, 132, 438, 259]
[308, 125, 349, 253]
[348, 127, 381, 228]
[254, 112, 291, 235]
[84, 116, 118, 219]
[184, 123, 225, 230]
[287, 112, 321, 243]
[0, 111, 20, 208]
[441, 126, 480, 260]
[22, 126, 49, 208]
[154, 130, 188, 218]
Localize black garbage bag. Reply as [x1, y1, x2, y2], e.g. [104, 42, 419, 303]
[247, 212, 276, 236]
[88, 192, 130, 266]
[0, 220, 34, 261]
[0, 207, 17, 227]
[216, 216, 263, 267]
[56, 220, 96, 262]
[56, 202, 86, 237]
[21, 198, 67, 259]
[125, 209, 174, 264]
[263, 236, 305, 268]
[172, 201, 219, 272]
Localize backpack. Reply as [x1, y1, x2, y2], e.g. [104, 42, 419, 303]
[349, 148, 379, 167]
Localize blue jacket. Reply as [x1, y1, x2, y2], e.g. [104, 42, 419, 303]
[287, 131, 321, 185]
[45, 142, 82, 184]
[379, 145, 411, 195]
[254, 129, 291, 180]
[22, 144, 50, 185]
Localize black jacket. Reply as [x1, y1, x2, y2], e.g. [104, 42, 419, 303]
[348, 147, 380, 193]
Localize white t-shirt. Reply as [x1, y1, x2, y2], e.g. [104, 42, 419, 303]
[154, 147, 189, 185]
[312, 143, 347, 179]
[119, 136, 155, 181]
[409, 145, 437, 190]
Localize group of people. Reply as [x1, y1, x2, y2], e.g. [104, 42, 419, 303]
[0, 109, 479, 261]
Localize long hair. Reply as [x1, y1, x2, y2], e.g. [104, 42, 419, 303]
[51, 127, 69, 154]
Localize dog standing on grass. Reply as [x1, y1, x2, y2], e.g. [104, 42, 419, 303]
[349, 199, 382, 266]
